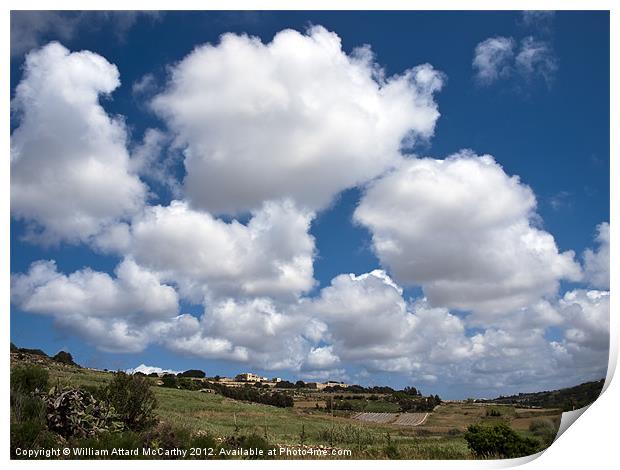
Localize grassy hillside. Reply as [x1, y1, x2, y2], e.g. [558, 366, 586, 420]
[479, 379, 605, 411]
[10, 351, 564, 459]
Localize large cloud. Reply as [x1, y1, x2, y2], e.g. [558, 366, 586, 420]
[583, 222, 610, 290]
[11, 42, 146, 244]
[301, 270, 477, 368]
[152, 26, 444, 214]
[354, 152, 582, 316]
[11, 258, 179, 353]
[161, 298, 323, 370]
[11, 258, 179, 321]
[98, 199, 316, 302]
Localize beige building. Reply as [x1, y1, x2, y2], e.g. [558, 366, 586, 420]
[306, 381, 349, 390]
[235, 372, 268, 382]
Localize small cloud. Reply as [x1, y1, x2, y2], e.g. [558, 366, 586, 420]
[126, 364, 180, 376]
[11, 11, 163, 58]
[520, 11, 555, 34]
[472, 36, 515, 85]
[132, 73, 158, 96]
[549, 191, 572, 211]
[515, 36, 558, 86]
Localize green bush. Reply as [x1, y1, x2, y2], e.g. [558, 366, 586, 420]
[222, 434, 276, 459]
[103, 372, 158, 431]
[71, 431, 144, 459]
[161, 376, 178, 388]
[318, 424, 375, 446]
[529, 419, 558, 447]
[11, 389, 46, 423]
[177, 377, 201, 391]
[141, 422, 193, 458]
[383, 444, 401, 459]
[11, 365, 49, 394]
[11, 420, 59, 458]
[464, 422, 540, 458]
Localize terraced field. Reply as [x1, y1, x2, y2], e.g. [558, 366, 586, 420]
[353, 412, 429, 426]
[394, 413, 429, 426]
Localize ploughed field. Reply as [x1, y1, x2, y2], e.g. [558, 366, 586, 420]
[353, 412, 429, 426]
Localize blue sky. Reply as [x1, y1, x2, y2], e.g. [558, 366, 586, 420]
[10, 11, 609, 399]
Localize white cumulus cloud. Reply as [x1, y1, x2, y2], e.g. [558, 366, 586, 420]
[583, 222, 610, 290]
[152, 25, 444, 214]
[126, 364, 180, 375]
[11, 258, 179, 321]
[354, 152, 582, 316]
[102, 199, 316, 302]
[11, 42, 146, 245]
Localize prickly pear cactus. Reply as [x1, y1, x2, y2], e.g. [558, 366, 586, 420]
[44, 386, 124, 438]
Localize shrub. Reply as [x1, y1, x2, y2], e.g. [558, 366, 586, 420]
[11, 420, 59, 458]
[188, 432, 219, 459]
[161, 376, 178, 388]
[178, 377, 201, 391]
[103, 372, 158, 431]
[383, 444, 400, 459]
[222, 434, 275, 459]
[464, 423, 540, 458]
[318, 424, 375, 446]
[52, 350, 77, 366]
[44, 386, 123, 438]
[11, 365, 49, 394]
[529, 419, 558, 447]
[71, 431, 143, 459]
[11, 389, 46, 423]
[141, 423, 192, 457]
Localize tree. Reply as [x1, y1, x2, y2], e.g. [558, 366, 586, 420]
[295, 380, 306, 389]
[52, 350, 76, 366]
[179, 369, 206, 378]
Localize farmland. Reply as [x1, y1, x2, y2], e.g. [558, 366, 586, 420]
[10, 350, 570, 460]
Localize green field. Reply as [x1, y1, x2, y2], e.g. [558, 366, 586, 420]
[10, 354, 564, 460]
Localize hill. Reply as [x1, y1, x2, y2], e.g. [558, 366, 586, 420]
[9, 347, 566, 460]
[478, 379, 605, 411]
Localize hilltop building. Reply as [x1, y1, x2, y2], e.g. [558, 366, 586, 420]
[235, 372, 269, 382]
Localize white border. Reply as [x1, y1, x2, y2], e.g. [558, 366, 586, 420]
[2, 1, 617, 469]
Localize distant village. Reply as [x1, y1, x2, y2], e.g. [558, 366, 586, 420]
[148, 370, 350, 390]
[224, 372, 349, 390]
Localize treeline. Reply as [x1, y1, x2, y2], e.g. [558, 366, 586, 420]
[205, 383, 294, 408]
[324, 386, 441, 413]
[157, 375, 293, 408]
[481, 379, 605, 411]
[395, 394, 441, 412]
